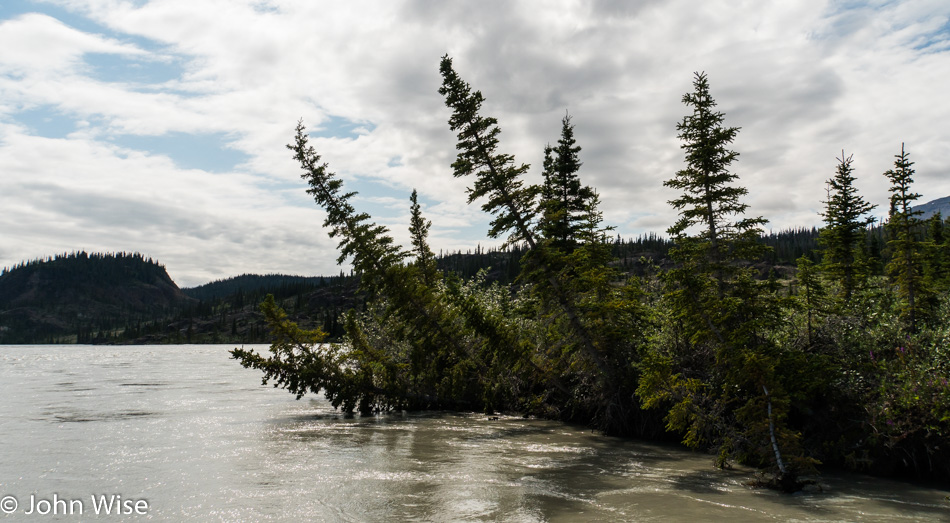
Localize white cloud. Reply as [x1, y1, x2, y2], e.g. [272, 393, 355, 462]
[0, 124, 336, 286]
[0, 12, 147, 74]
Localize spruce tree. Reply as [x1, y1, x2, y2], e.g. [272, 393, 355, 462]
[661, 71, 768, 339]
[538, 113, 593, 251]
[288, 120, 406, 278]
[642, 72, 808, 483]
[819, 152, 876, 303]
[925, 213, 950, 292]
[234, 122, 499, 413]
[409, 189, 437, 285]
[438, 55, 612, 379]
[438, 55, 538, 248]
[664, 72, 767, 298]
[883, 144, 925, 330]
[795, 255, 827, 347]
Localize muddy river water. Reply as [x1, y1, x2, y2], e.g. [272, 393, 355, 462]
[1, 345, 947, 521]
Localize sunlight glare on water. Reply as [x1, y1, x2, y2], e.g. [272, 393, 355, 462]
[0, 345, 947, 521]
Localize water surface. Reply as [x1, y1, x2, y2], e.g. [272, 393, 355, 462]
[0, 345, 947, 521]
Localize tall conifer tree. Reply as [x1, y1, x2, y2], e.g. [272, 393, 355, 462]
[819, 152, 876, 303]
[664, 72, 767, 298]
[538, 113, 593, 251]
[924, 213, 950, 291]
[642, 72, 807, 484]
[409, 189, 437, 285]
[883, 143, 925, 330]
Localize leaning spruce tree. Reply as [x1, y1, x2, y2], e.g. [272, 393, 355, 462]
[438, 56, 649, 433]
[437, 55, 613, 377]
[233, 122, 508, 413]
[437, 55, 538, 248]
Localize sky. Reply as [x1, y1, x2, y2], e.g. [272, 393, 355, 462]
[1, 0, 949, 287]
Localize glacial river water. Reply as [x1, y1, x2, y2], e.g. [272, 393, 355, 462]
[0, 344, 947, 521]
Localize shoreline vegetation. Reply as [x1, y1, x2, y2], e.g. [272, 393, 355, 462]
[3, 57, 949, 490]
[232, 57, 950, 490]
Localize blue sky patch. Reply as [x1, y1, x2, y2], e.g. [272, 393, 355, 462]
[0, 2, 49, 21]
[350, 179, 411, 221]
[914, 19, 950, 53]
[110, 132, 250, 173]
[84, 52, 184, 86]
[12, 107, 77, 139]
[310, 115, 377, 140]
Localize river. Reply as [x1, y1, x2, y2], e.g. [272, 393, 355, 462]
[0, 344, 947, 521]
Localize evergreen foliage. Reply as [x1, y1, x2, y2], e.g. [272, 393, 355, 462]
[438, 55, 538, 248]
[639, 72, 811, 485]
[290, 119, 407, 277]
[537, 113, 593, 251]
[819, 152, 877, 303]
[233, 122, 507, 412]
[794, 255, 827, 347]
[924, 213, 950, 291]
[882, 144, 927, 331]
[409, 189, 437, 284]
[663, 72, 768, 294]
[183, 274, 329, 302]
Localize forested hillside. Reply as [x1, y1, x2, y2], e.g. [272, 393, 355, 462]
[0, 252, 192, 343]
[233, 57, 950, 489]
[183, 273, 332, 301]
[0, 255, 363, 344]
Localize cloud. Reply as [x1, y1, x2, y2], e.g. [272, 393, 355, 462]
[0, 12, 148, 74]
[0, 125, 336, 286]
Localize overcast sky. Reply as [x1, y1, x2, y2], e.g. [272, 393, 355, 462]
[1, 0, 948, 287]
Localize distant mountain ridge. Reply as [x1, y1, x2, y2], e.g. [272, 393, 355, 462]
[913, 195, 950, 220]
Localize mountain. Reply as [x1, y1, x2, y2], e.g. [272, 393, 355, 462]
[913, 195, 950, 220]
[0, 252, 194, 343]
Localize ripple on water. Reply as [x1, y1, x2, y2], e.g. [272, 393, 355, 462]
[47, 410, 158, 423]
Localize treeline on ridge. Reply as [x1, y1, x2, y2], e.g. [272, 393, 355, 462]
[0, 228, 822, 346]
